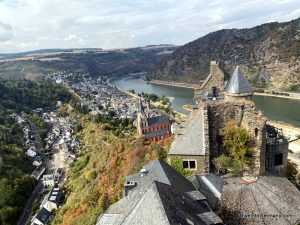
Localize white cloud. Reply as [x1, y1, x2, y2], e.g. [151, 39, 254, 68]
[63, 35, 78, 42]
[0, 0, 299, 52]
[0, 20, 13, 41]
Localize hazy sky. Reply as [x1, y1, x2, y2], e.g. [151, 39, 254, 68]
[0, 0, 299, 53]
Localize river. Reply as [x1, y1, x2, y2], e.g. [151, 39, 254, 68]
[111, 76, 300, 127]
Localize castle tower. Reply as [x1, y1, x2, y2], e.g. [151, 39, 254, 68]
[224, 66, 253, 101]
[194, 61, 225, 103]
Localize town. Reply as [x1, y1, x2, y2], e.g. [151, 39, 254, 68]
[47, 71, 154, 118]
[12, 108, 78, 225]
[13, 70, 176, 225]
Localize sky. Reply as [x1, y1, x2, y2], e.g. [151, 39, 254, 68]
[0, 0, 299, 53]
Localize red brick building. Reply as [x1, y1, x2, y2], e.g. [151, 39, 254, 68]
[136, 98, 172, 141]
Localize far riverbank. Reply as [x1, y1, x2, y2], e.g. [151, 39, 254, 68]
[253, 92, 300, 100]
[148, 79, 300, 101]
[147, 79, 200, 89]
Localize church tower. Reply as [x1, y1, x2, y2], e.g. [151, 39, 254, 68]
[136, 98, 148, 135]
[224, 66, 253, 101]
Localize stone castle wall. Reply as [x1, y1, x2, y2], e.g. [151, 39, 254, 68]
[205, 99, 267, 175]
[168, 155, 207, 174]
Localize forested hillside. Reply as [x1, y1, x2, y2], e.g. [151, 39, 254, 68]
[0, 45, 178, 79]
[0, 78, 71, 112]
[150, 18, 300, 91]
[0, 108, 36, 225]
[0, 79, 72, 225]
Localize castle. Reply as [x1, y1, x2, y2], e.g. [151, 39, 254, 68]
[169, 61, 288, 176]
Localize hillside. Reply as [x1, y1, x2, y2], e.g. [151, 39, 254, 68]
[0, 79, 72, 225]
[150, 18, 300, 91]
[0, 45, 178, 79]
[51, 112, 171, 225]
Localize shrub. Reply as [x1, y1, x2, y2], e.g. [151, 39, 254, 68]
[214, 122, 253, 175]
[170, 157, 194, 177]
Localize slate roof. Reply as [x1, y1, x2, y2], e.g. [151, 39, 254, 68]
[96, 159, 223, 225]
[169, 109, 205, 156]
[146, 115, 170, 126]
[224, 66, 253, 94]
[190, 174, 224, 210]
[35, 207, 51, 224]
[125, 159, 196, 193]
[97, 181, 223, 225]
[48, 187, 62, 204]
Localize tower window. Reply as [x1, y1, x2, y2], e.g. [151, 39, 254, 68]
[212, 87, 217, 97]
[274, 154, 283, 166]
[255, 128, 258, 137]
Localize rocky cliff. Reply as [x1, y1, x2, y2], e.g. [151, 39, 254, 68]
[150, 18, 300, 91]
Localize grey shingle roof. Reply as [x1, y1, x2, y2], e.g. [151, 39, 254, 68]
[169, 109, 205, 156]
[125, 159, 196, 193]
[190, 174, 224, 210]
[35, 207, 51, 224]
[96, 160, 224, 225]
[97, 181, 223, 225]
[224, 66, 253, 94]
[147, 115, 170, 126]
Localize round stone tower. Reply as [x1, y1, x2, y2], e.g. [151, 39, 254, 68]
[224, 66, 253, 101]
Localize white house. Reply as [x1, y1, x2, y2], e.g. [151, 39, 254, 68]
[43, 187, 63, 211]
[42, 174, 55, 187]
[33, 156, 42, 167]
[26, 147, 37, 158]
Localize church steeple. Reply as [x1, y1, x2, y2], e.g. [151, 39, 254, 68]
[138, 97, 145, 114]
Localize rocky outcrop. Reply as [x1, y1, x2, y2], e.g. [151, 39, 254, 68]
[150, 18, 300, 91]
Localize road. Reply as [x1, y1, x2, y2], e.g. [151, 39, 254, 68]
[17, 181, 44, 225]
[17, 121, 45, 225]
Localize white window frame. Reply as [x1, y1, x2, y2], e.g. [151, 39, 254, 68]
[182, 159, 197, 170]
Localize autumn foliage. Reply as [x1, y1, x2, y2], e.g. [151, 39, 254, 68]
[52, 116, 171, 225]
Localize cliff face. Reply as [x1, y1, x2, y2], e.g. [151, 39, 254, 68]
[150, 18, 300, 91]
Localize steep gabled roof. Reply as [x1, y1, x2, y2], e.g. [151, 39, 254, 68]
[125, 159, 196, 193]
[169, 109, 205, 156]
[97, 181, 223, 225]
[96, 159, 224, 225]
[224, 66, 253, 94]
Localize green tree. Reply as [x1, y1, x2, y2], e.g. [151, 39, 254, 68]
[214, 122, 252, 175]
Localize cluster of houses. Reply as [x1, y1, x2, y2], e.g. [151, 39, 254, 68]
[47, 71, 159, 118]
[42, 111, 79, 164]
[12, 108, 79, 225]
[30, 111, 77, 225]
[11, 113, 45, 176]
[31, 186, 63, 225]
